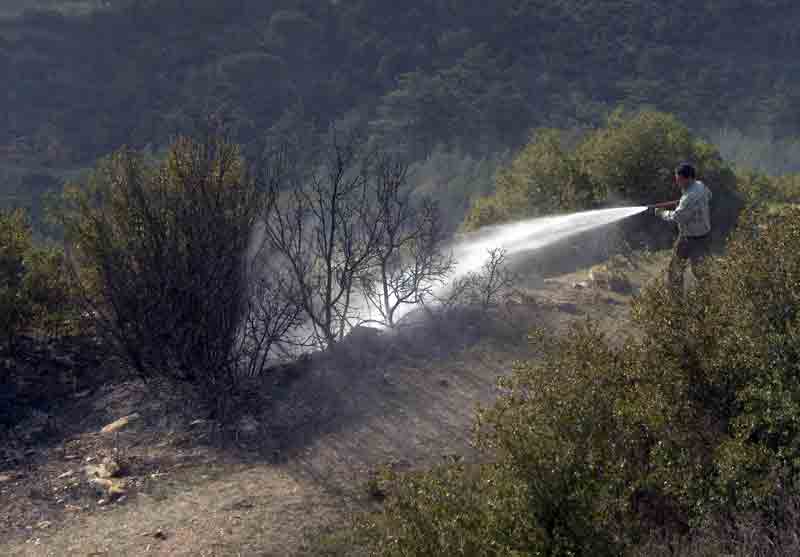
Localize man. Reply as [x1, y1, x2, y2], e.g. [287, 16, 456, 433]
[651, 163, 712, 292]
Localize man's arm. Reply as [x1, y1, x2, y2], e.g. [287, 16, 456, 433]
[649, 200, 680, 210]
[659, 190, 700, 224]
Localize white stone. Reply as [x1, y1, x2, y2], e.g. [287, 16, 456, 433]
[100, 413, 141, 434]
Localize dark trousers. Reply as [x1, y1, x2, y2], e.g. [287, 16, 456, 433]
[668, 234, 711, 292]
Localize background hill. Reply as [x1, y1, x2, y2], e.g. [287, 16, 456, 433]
[3, 0, 800, 224]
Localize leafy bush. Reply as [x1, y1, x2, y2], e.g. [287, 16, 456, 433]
[360, 205, 800, 555]
[359, 323, 638, 556]
[0, 208, 75, 350]
[462, 128, 591, 229]
[361, 459, 567, 557]
[464, 110, 742, 241]
[772, 173, 800, 203]
[735, 168, 800, 207]
[60, 137, 262, 404]
[0, 209, 30, 348]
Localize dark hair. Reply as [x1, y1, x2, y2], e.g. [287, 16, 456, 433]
[675, 162, 696, 179]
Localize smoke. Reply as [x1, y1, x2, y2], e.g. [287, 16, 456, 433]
[709, 127, 800, 175]
[406, 146, 506, 233]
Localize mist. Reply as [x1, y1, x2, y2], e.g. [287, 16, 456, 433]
[709, 127, 800, 175]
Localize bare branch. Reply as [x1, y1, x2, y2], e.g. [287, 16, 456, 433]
[261, 132, 379, 348]
[360, 156, 454, 327]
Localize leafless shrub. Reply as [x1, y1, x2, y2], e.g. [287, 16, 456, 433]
[234, 262, 305, 377]
[261, 133, 382, 348]
[359, 156, 454, 327]
[444, 247, 515, 310]
[261, 134, 457, 344]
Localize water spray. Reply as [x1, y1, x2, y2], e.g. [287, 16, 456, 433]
[449, 206, 649, 282]
[373, 206, 649, 325]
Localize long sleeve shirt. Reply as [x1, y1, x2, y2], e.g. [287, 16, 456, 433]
[659, 180, 712, 237]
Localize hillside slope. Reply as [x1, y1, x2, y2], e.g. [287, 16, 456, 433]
[2, 2, 800, 174]
[0, 250, 667, 556]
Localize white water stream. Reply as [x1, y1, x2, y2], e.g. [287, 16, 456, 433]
[380, 205, 648, 325]
[449, 206, 648, 281]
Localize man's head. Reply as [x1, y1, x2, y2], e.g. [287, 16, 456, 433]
[674, 162, 696, 190]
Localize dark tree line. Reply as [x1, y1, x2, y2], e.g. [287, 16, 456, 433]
[3, 0, 800, 174]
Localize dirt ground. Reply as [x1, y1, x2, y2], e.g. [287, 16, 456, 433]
[0, 251, 671, 557]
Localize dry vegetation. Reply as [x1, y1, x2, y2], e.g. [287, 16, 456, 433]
[1, 237, 666, 556]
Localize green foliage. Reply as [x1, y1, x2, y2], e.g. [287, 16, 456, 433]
[735, 169, 779, 206]
[735, 168, 800, 207]
[672, 207, 800, 505]
[373, 44, 533, 158]
[772, 174, 800, 203]
[20, 242, 80, 337]
[3, 2, 800, 235]
[460, 195, 506, 233]
[0, 208, 75, 349]
[0, 209, 31, 346]
[362, 459, 598, 557]
[60, 137, 261, 398]
[361, 206, 800, 554]
[578, 110, 695, 203]
[464, 129, 592, 229]
[3, 0, 800, 175]
[464, 110, 741, 233]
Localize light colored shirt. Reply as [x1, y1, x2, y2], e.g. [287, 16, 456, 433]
[659, 180, 712, 237]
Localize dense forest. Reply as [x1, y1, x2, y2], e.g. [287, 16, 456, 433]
[3, 0, 800, 212]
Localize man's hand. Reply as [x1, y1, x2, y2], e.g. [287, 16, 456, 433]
[654, 208, 667, 218]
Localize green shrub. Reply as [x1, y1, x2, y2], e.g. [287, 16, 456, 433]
[0, 209, 30, 347]
[734, 168, 778, 206]
[361, 206, 800, 555]
[0, 208, 75, 350]
[360, 325, 640, 556]
[735, 169, 800, 207]
[772, 173, 800, 202]
[360, 462, 524, 557]
[463, 109, 742, 239]
[463, 128, 592, 229]
[60, 137, 262, 403]
[21, 242, 80, 338]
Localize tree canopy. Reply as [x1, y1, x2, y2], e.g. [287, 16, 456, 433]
[3, 0, 800, 171]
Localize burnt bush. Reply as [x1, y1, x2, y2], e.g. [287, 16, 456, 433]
[60, 137, 262, 408]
